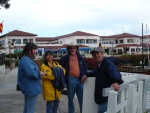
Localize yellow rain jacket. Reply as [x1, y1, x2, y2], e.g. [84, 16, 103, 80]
[41, 62, 66, 101]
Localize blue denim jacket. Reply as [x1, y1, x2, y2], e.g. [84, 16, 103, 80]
[17, 56, 42, 96]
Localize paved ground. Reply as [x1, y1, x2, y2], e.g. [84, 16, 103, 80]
[0, 68, 80, 113]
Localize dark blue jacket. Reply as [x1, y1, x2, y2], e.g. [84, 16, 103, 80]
[88, 57, 124, 104]
[51, 67, 65, 91]
[59, 53, 88, 85]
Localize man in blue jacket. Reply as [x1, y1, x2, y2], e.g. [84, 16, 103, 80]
[89, 47, 124, 113]
[59, 43, 88, 113]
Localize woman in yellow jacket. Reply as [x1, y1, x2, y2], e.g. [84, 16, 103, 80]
[41, 51, 66, 113]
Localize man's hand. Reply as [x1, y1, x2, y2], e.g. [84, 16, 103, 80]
[112, 83, 120, 91]
[81, 75, 87, 83]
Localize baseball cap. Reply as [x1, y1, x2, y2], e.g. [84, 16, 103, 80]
[90, 47, 103, 54]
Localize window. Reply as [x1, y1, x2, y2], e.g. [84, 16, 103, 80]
[127, 39, 134, 43]
[0, 40, 5, 45]
[77, 39, 85, 44]
[118, 49, 123, 54]
[86, 39, 92, 44]
[131, 48, 135, 52]
[15, 39, 21, 44]
[93, 40, 97, 44]
[29, 39, 33, 42]
[23, 39, 28, 44]
[119, 40, 124, 44]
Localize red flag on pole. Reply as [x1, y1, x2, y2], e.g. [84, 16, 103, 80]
[0, 22, 3, 33]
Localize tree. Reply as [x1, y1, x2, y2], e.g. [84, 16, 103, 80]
[0, 0, 10, 9]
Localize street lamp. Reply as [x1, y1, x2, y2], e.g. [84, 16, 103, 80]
[8, 40, 12, 70]
[111, 41, 113, 57]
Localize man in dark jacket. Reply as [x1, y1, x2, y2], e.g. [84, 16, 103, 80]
[59, 43, 88, 113]
[89, 47, 124, 113]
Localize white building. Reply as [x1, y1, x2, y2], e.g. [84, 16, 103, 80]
[0, 30, 100, 58]
[0, 30, 37, 54]
[0, 30, 150, 57]
[100, 33, 143, 55]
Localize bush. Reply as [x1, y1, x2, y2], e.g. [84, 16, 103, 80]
[5, 53, 21, 59]
[84, 58, 97, 70]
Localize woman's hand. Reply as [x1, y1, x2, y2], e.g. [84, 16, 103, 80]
[40, 71, 46, 76]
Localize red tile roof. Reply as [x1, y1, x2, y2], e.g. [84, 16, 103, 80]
[0, 30, 37, 38]
[38, 44, 89, 49]
[143, 35, 150, 39]
[100, 33, 140, 39]
[49, 31, 99, 41]
[35, 37, 53, 41]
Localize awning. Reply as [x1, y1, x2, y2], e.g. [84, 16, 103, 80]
[44, 49, 57, 52]
[60, 48, 66, 51]
[79, 48, 91, 51]
[38, 49, 43, 52]
[14, 50, 22, 53]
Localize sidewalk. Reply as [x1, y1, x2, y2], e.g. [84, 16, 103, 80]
[0, 67, 80, 113]
[5, 67, 15, 75]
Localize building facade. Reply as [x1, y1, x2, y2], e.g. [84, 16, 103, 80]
[0, 30, 150, 57]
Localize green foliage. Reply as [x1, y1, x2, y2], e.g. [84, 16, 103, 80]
[117, 54, 147, 66]
[84, 58, 97, 70]
[5, 53, 21, 59]
[4, 60, 18, 66]
[0, 0, 10, 9]
[6, 54, 148, 71]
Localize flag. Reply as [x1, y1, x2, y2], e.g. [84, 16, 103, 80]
[0, 22, 3, 33]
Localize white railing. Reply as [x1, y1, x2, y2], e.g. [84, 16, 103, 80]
[82, 73, 150, 113]
[103, 80, 143, 113]
[104, 73, 150, 113]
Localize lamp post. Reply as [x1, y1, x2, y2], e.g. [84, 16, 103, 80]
[111, 41, 113, 57]
[8, 40, 12, 70]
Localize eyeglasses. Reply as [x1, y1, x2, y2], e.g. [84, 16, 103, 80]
[69, 47, 76, 49]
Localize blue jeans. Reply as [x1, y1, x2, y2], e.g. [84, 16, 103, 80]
[46, 100, 59, 113]
[98, 102, 107, 113]
[23, 95, 37, 113]
[67, 76, 83, 113]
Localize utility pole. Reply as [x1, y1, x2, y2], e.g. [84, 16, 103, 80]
[146, 25, 149, 68]
[142, 23, 144, 70]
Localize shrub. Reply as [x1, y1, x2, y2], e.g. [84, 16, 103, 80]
[84, 58, 97, 70]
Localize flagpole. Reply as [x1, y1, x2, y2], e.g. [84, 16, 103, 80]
[146, 25, 149, 68]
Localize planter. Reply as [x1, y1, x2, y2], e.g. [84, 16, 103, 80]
[10, 62, 15, 68]
[0, 64, 5, 76]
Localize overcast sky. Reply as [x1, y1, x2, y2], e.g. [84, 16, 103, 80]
[0, 0, 150, 37]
